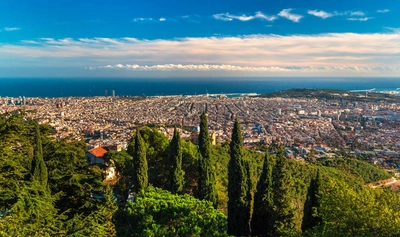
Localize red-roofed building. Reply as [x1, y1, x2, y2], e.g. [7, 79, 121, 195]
[86, 146, 108, 165]
[85, 146, 119, 182]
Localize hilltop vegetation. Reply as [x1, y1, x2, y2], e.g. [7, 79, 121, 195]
[260, 88, 400, 103]
[0, 111, 399, 236]
[317, 157, 392, 183]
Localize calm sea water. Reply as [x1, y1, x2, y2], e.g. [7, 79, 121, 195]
[0, 77, 400, 97]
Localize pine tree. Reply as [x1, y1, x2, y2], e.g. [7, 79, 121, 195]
[132, 129, 148, 192]
[32, 123, 48, 187]
[169, 127, 184, 194]
[251, 151, 276, 236]
[228, 117, 251, 236]
[302, 169, 322, 232]
[197, 111, 218, 207]
[270, 146, 296, 236]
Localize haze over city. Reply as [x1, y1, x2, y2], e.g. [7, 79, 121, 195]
[0, 0, 399, 78]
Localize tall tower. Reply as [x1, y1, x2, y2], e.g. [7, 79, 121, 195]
[104, 90, 108, 97]
[112, 90, 115, 97]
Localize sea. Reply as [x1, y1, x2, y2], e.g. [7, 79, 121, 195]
[1, 77, 400, 98]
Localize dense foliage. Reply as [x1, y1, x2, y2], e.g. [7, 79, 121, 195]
[318, 158, 392, 183]
[0, 112, 116, 236]
[0, 111, 398, 237]
[115, 187, 227, 236]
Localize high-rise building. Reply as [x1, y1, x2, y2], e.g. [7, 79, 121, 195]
[112, 90, 115, 97]
[104, 90, 108, 97]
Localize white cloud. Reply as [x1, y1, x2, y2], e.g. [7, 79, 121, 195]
[89, 64, 400, 73]
[385, 27, 400, 33]
[278, 9, 303, 22]
[1, 33, 399, 76]
[377, 9, 390, 13]
[180, 14, 201, 23]
[307, 10, 333, 19]
[91, 64, 295, 71]
[350, 11, 365, 16]
[159, 18, 166, 22]
[4, 27, 21, 31]
[132, 17, 153, 22]
[347, 17, 372, 21]
[254, 11, 277, 21]
[213, 11, 276, 22]
[213, 13, 254, 21]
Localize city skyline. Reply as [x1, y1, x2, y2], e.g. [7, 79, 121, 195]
[0, 0, 399, 78]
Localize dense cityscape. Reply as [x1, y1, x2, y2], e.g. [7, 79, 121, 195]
[2, 90, 400, 169]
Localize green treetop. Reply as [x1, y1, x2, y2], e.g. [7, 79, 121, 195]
[169, 127, 185, 194]
[32, 123, 48, 187]
[132, 129, 148, 192]
[197, 111, 218, 207]
[271, 146, 296, 236]
[251, 151, 276, 236]
[228, 117, 251, 236]
[302, 169, 322, 232]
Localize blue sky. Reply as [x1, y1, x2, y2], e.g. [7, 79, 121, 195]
[0, 0, 399, 77]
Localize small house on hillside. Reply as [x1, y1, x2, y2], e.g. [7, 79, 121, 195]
[86, 146, 108, 165]
[85, 146, 117, 183]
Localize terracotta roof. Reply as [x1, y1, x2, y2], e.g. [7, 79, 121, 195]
[88, 146, 108, 157]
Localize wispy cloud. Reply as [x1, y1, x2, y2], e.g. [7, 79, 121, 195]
[1, 33, 399, 76]
[213, 11, 276, 22]
[307, 10, 333, 19]
[89, 64, 400, 74]
[132, 17, 154, 22]
[377, 9, 390, 13]
[213, 13, 253, 21]
[254, 11, 277, 21]
[159, 18, 166, 22]
[180, 14, 201, 23]
[350, 11, 365, 16]
[278, 9, 303, 22]
[90, 64, 297, 72]
[347, 17, 372, 21]
[307, 10, 373, 20]
[385, 27, 400, 33]
[4, 27, 21, 31]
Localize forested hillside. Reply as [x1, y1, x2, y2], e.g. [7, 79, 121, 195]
[0, 111, 399, 236]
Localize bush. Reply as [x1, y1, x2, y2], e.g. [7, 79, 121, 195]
[116, 187, 228, 237]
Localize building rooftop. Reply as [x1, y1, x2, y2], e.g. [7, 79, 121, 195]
[88, 146, 108, 157]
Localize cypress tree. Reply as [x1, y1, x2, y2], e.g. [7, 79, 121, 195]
[132, 129, 148, 192]
[127, 136, 135, 157]
[251, 151, 276, 236]
[32, 123, 48, 187]
[270, 146, 296, 236]
[228, 117, 251, 236]
[197, 111, 218, 207]
[169, 127, 184, 194]
[301, 169, 322, 232]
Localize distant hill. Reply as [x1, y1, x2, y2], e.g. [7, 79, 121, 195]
[317, 157, 392, 184]
[259, 88, 400, 102]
